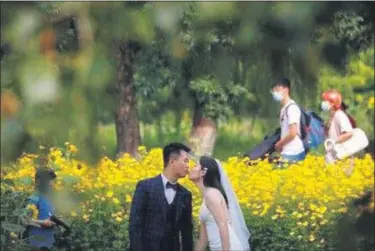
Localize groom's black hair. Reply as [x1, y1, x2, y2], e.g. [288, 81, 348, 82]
[163, 142, 191, 168]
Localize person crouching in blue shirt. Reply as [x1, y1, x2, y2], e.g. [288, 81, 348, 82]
[25, 168, 57, 251]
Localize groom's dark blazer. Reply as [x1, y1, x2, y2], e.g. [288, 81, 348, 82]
[128, 174, 193, 251]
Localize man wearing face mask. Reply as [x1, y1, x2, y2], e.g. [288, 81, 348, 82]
[271, 78, 306, 163]
[25, 168, 57, 251]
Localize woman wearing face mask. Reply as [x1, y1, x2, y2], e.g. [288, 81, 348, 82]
[321, 90, 355, 162]
[189, 156, 251, 251]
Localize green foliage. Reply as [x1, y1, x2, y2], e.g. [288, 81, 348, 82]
[1, 1, 374, 163]
[190, 76, 253, 120]
[0, 184, 30, 251]
[331, 11, 374, 50]
[54, 200, 131, 250]
[247, 198, 374, 251]
[318, 46, 374, 138]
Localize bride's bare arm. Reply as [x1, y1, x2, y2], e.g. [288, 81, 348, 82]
[195, 221, 208, 251]
[205, 189, 230, 251]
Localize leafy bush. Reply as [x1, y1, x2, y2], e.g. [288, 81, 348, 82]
[1, 180, 32, 251]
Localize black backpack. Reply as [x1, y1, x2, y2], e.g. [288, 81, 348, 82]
[244, 128, 281, 160]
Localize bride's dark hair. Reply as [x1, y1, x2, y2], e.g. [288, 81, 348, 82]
[200, 156, 229, 207]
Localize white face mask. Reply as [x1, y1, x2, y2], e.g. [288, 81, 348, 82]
[321, 101, 331, 112]
[271, 91, 284, 102]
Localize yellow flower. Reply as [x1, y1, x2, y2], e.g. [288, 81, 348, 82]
[3, 144, 374, 243]
[338, 207, 348, 213]
[368, 96, 374, 109]
[10, 232, 17, 238]
[309, 234, 316, 242]
[138, 146, 146, 152]
[125, 194, 132, 203]
[316, 206, 327, 214]
[309, 203, 317, 211]
[26, 204, 39, 220]
[320, 219, 328, 225]
[68, 144, 78, 154]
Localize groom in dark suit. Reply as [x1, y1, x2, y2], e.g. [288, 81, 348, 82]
[128, 143, 193, 251]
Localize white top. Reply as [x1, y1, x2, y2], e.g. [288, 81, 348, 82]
[279, 100, 305, 155]
[199, 197, 247, 251]
[328, 110, 353, 142]
[161, 174, 177, 204]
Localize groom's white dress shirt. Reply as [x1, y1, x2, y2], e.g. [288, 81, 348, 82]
[161, 174, 177, 204]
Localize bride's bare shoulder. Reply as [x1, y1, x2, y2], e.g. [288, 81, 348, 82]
[204, 187, 222, 200]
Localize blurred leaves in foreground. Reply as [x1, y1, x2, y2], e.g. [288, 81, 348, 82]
[1, 2, 374, 163]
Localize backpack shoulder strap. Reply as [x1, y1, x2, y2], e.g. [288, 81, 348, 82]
[284, 102, 299, 120]
[283, 102, 309, 141]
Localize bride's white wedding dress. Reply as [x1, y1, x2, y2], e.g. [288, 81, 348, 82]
[199, 199, 247, 251]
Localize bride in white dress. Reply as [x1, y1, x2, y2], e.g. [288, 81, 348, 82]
[189, 156, 251, 251]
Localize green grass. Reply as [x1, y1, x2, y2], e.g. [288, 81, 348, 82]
[96, 112, 274, 160]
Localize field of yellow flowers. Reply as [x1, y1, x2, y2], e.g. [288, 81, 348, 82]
[1, 144, 374, 251]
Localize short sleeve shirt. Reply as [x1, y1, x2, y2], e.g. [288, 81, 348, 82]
[328, 110, 353, 142]
[27, 193, 55, 248]
[279, 100, 305, 155]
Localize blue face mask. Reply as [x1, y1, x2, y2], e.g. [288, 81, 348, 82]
[272, 91, 284, 102]
[321, 101, 331, 112]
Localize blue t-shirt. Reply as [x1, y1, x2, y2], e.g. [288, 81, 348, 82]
[27, 193, 55, 248]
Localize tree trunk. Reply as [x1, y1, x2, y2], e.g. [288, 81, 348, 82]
[189, 99, 217, 156]
[172, 88, 182, 137]
[182, 55, 218, 156]
[114, 42, 141, 158]
[249, 115, 257, 135]
[174, 110, 182, 137]
[156, 118, 163, 143]
[270, 49, 287, 80]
